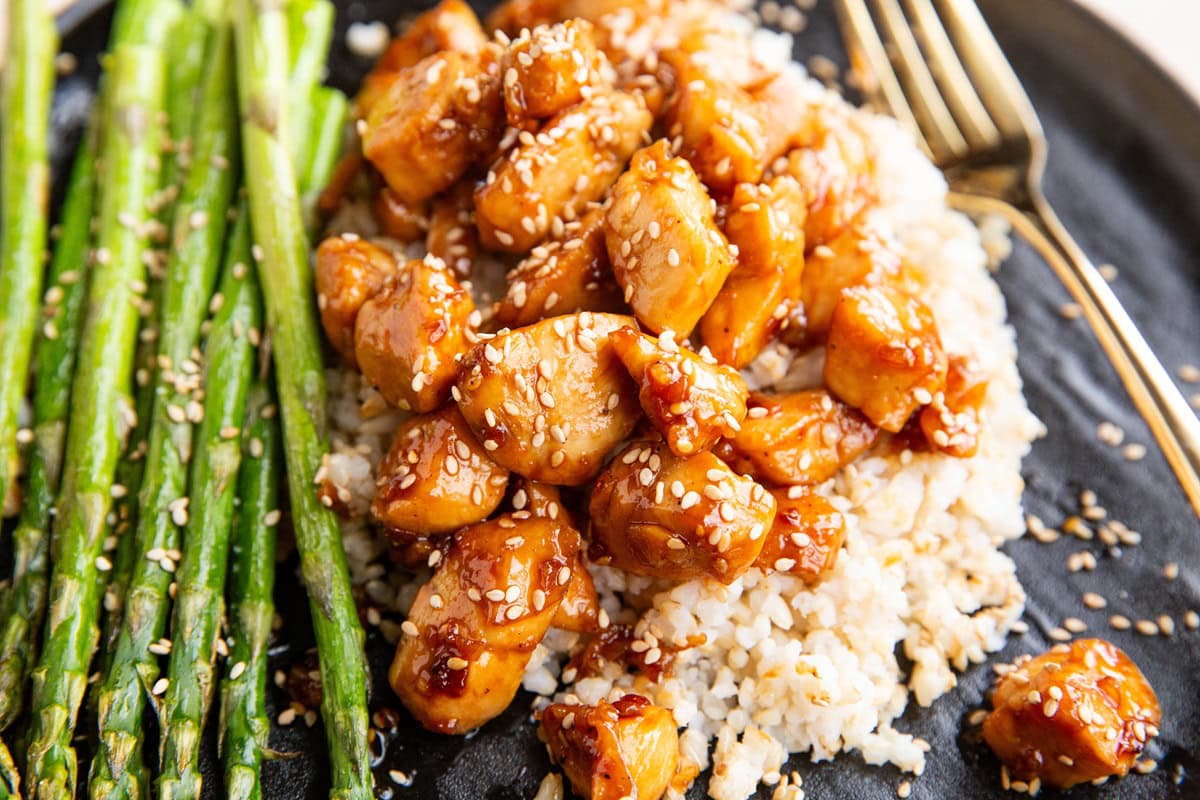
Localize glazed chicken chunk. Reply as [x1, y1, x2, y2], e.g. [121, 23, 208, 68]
[454, 312, 641, 485]
[475, 90, 653, 252]
[798, 222, 906, 340]
[314, 235, 401, 366]
[540, 694, 679, 800]
[371, 406, 509, 536]
[354, 254, 476, 412]
[492, 205, 625, 328]
[362, 46, 504, 205]
[390, 515, 579, 734]
[606, 140, 736, 336]
[700, 176, 807, 368]
[372, 186, 429, 243]
[588, 439, 776, 583]
[824, 285, 948, 432]
[983, 639, 1161, 789]
[718, 389, 878, 486]
[426, 182, 479, 277]
[919, 355, 988, 458]
[609, 326, 748, 457]
[502, 19, 606, 126]
[754, 489, 845, 585]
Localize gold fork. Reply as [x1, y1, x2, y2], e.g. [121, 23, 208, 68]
[834, 0, 1200, 516]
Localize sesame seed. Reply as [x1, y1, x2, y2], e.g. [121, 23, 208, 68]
[1082, 592, 1107, 609]
[401, 620, 419, 637]
[1135, 619, 1160, 636]
[1185, 610, 1199, 629]
[230, 661, 247, 680]
[278, 708, 297, 725]
[1122, 442, 1147, 461]
[151, 678, 169, 696]
[1109, 614, 1131, 630]
[1164, 562, 1179, 580]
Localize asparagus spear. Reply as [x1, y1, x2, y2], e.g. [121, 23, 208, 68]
[286, 0, 336, 175]
[300, 86, 349, 234]
[89, 12, 239, 800]
[0, 0, 57, 522]
[218, 379, 279, 800]
[23, 41, 167, 800]
[234, 2, 374, 797]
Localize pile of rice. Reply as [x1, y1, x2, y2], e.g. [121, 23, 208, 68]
[319, 7, 1044, 800]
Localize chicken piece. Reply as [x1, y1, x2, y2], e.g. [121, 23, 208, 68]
[319, 152, 365, 218]
[315, 235, 402, 366]
[362, 47, 504, 205]
[798, 222, 905, 340]
[753, 69, 818, 156]
[561, 0, 670, 66]
[662, 51, 773, 195]
[588, 439, 775, 584]
[454, 312, 641, 485]
[700, 176, 806, 367]
[357, 0, 488, 117]
[492, 205, 625, 328]
[484, 0, 566, 36]
[427, 183, 479, 277]
[982, 639, 1161, 789]
[354, 255, 476, 412]
[780, 107, 876, 248]
[718, 390, 878, 486]
[475, 90, 652, 252]
[372, 186, 429, 243]
[390, 515, 578, 734]
[609, 327, 748, 457]
[371, 406, 510, 536]
[511, 477, 566, 520]
[824, 286, 948, 433]
[502, 20, 605, 126]
[605, 140, 736, 336]
[540, 694, 679, 800]
[552, 554, 600, 633]
[918, 355, 988, 458]
[754, 489, 845, 585]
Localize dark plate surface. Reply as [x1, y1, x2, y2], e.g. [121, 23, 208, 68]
[42, 1, 1200, 798]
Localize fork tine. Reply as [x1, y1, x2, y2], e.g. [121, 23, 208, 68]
[870, 0, 968, 165]
[833, 0, 928, 154]
[934, 0, 1043, 144]
[902, 0, 1001, 150]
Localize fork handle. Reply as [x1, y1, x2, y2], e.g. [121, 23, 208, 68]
[956, 191, 1200, 516]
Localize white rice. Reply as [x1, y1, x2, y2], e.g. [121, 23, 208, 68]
[320, 6, 1044, 799]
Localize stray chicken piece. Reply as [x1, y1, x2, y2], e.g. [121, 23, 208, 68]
[391, 515, 579, 734]
[354, 254, 476, 412]
[719, 390, 878, 486]
[493, 205, 625, 328]
[502, 19, 606, 126]
[824, 286, 948, 432]
[476, 90, 652, 252]
[540, 694, 679, 800]
[606, 140, 736, 336]
[799, 222, 905, 340]
[982, 639, 1161, 789]
[609, 327, 748, 457]
[454, 312, 640, 485]
[485, 0, 566, 35]
[315, 235, 402, 366]
[754, 489, 845, 585]
[372, 186, 429, 243]
[700, 176, 806, 367]
[362, 46, 504, 205]
[426, 182, 479, 277]
[371, 406, 510, 536]
[919, 355, 988, 458]
[588, 439, 775, 583]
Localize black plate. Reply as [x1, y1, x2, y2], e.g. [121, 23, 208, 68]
[42, 1, 1200, 798]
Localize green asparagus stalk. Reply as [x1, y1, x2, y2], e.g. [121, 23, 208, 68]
[89, 13, 239, 800]
[219, 378, 279, 800]
[235, 1, 374, 797]
[300, 86, 349, 234]
[286, 0, 336, 174]
[23, 42, 167, 800]
[0, 0, 57, 521]
[157, 205, 259, 799]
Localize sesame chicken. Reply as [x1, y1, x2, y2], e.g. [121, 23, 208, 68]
[493, 205, 625, 328]
[754, 489, 845, 585]
[371, 406, 510, 536]
[919, 355, 988, 458]
[717, 390, 878, 486]
[605, 140, 736, 336]
[982, 639, 1161, 789]
[354, 255, 476, 412]
[798, 222, 906, 340]
[502, 19, 607, 126]
[362, 46, 505, 205]
[609, 326, 748, 457]
[824, 286, 948, 432]
[390, 515, 580, 734]
[475, 89, 652, 252]
[540, 694, 679, 800]
[588, 439, 775, 584]
[700, 176, 806, 367]
[484, 0, 567, 36]
[372, 186, 429, 243]
[315, 235, 402, 366]
[552, 554, 601, 633]
[426, 182, 479, 277]
[454, 312, 641, 485]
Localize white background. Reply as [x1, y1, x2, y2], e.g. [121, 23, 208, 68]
[1077, 0, 1200, 101]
